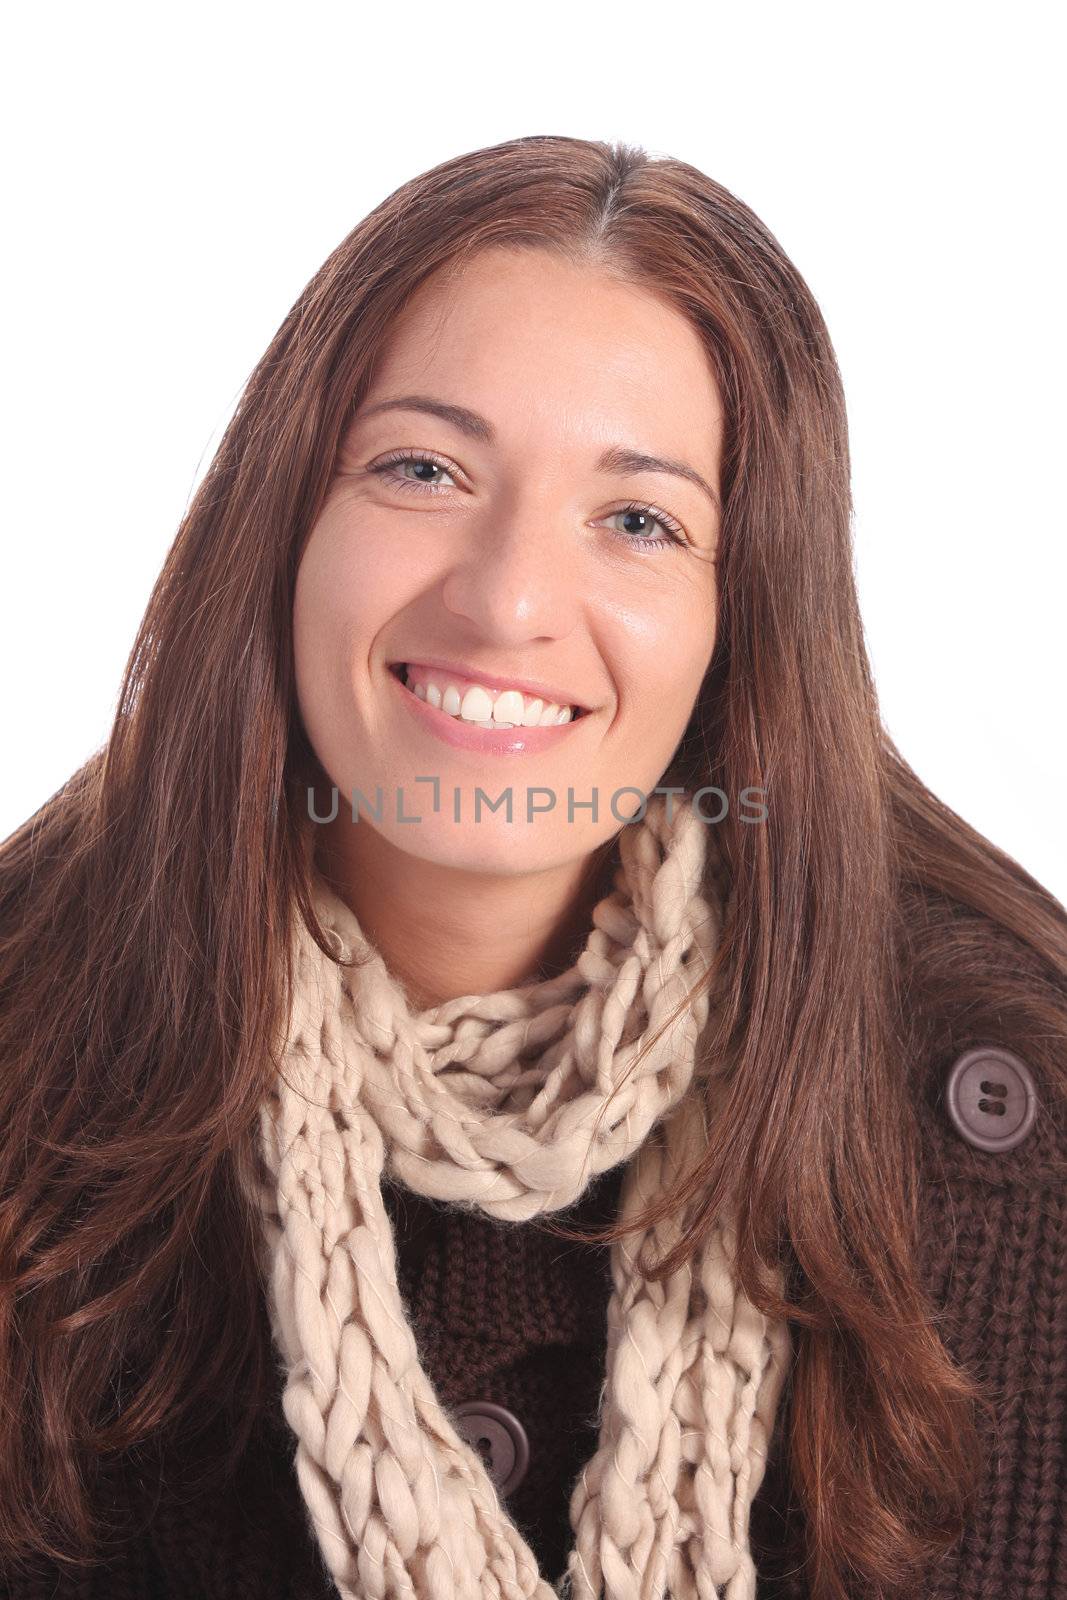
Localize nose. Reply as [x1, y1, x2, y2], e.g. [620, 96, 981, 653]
[440, 505, 580, 644]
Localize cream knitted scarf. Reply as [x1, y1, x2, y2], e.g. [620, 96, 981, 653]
[248, 793, 792, 1600]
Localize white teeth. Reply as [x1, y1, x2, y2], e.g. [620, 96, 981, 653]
[459, 685, 494, 722]
[492, 689, 525, 724]
[402, 667, 580, 727]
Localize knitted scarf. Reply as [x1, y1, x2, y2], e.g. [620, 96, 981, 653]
[247, 793, 792, 1600]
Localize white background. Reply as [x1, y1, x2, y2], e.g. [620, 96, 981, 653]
[2, 2, 1064, 903]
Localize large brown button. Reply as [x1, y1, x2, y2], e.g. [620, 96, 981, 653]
[945, 1046, 1038, 1153]
[452, 1401, 529, 1496]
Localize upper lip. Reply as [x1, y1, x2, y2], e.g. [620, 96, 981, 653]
[392, 657, 593, 713]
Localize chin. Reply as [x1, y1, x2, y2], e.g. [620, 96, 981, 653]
[392, 824, 558, 877]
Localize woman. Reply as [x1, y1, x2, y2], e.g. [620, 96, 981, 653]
[0, 135, 1064, 1600]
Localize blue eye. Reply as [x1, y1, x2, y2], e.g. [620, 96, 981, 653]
[371, 451, 457, 491]
[367, 449, 687, 551]
[606, 502, 686, 550]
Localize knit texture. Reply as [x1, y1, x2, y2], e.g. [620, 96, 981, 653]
[379, 1161, 627, 1584]
[4, 877, 1066, 1599]
[243, 793, 793, 1600]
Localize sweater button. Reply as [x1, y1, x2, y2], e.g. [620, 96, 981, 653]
[945, 1046, 1038, 1152]
[453, 1401, 530, 1496]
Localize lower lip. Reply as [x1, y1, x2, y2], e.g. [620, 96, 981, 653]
[387, 667, 588, 755]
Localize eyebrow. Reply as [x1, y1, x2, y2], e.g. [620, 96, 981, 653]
[355, 393, 721, 513]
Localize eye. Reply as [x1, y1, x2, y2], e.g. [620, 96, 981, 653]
[604, 502, 687, 551]
[366, 450, 688, 552]
[367, 449, 459, 493]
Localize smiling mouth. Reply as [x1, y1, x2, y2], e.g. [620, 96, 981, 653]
[389, 663, 588, 730]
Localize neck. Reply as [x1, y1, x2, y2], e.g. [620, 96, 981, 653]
[312, 815, 617, 1011]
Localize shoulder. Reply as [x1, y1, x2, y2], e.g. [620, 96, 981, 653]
[895, 898, 1067, 1594]
[756, 896, 1065, 1598]
[900, 890, 1067, 1193]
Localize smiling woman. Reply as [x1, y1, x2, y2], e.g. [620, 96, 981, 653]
[1, 135, 1065, 1600]
[296, 246, 722, 1002]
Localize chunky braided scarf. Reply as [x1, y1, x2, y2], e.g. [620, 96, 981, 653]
[248, 793, 792, 1600]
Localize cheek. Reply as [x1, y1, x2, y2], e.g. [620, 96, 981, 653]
[292, 520, 372, 752]
[293, 527, 343, 710]
[610, 589, 716, 723]
[293, 516, 415, 682]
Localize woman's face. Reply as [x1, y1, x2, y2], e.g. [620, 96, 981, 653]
[294, 245, 723, 877]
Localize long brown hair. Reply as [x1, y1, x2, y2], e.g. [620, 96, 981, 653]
[2, 135, 1065, 1598]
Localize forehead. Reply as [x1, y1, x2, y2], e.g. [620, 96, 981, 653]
[362, 248, 724, 458]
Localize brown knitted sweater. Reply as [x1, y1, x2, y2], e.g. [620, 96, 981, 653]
[3, 906, 1065, 1598]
